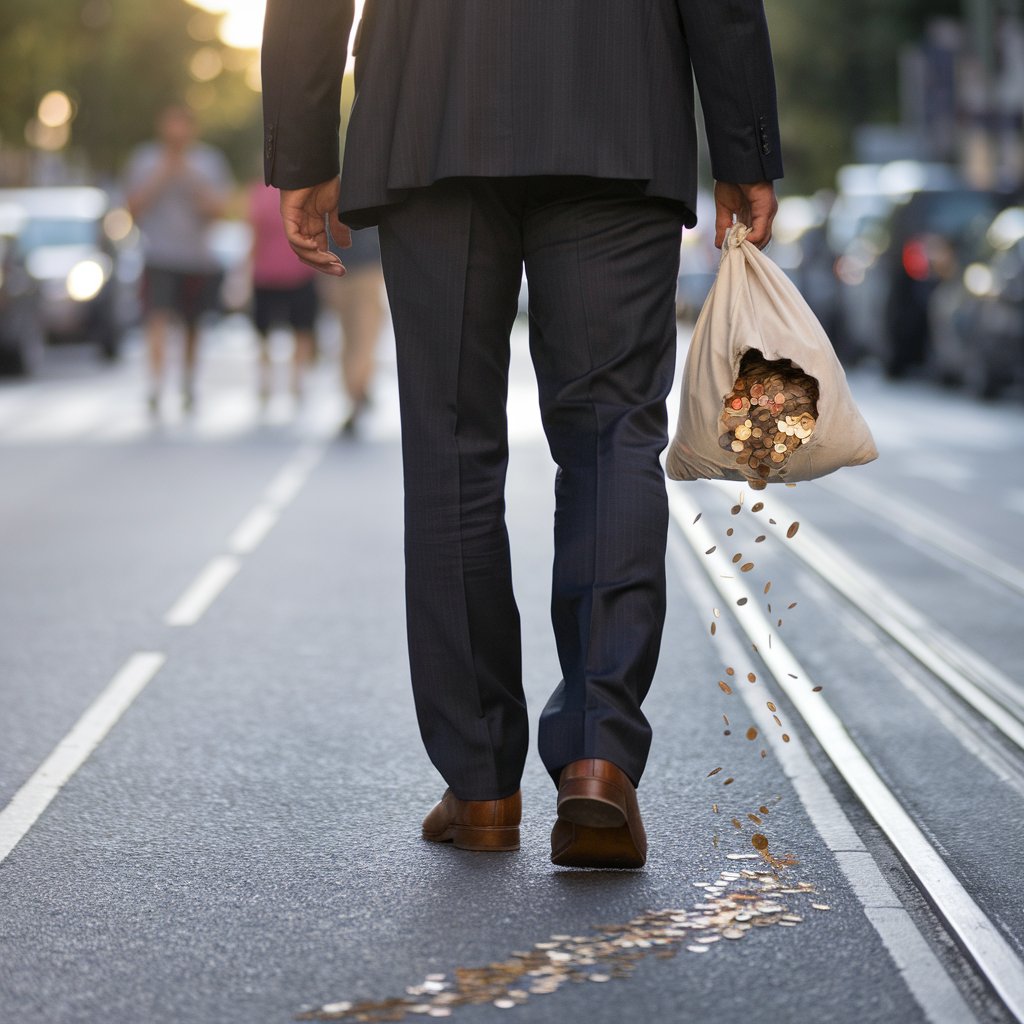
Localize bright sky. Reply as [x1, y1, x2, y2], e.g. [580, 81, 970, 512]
[186, 0, 367, 50]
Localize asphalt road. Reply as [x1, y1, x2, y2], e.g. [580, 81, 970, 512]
[0, 317, 1022, 1024]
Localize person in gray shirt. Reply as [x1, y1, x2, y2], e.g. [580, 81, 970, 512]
[125, 104, 232, 414]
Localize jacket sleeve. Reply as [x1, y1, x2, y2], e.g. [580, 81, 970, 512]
[261, 0, 355, 188]
[676, 0, 784, 183]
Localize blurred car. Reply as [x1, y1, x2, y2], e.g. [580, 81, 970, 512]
[929, 205, 1024, 399]
[831, 165, 1005, 377]
[0, 186, 134, 360]
[0, 202, 45, 375]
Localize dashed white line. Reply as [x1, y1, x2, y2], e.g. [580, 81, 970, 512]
[164, 555, 241, 626]
[264, 443, 325, 507]
[228, 504, 281, 555]
[0, 652, 166, 864]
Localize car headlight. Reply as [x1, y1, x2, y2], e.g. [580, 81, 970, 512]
[963, 263, 995, 298]
[66, 259, 106, 302]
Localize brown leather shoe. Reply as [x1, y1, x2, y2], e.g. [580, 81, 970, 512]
[421, 789, 521, 852]
[550, 758, 647, 868]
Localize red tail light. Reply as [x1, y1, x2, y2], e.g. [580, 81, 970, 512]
[902, 238, 931, 281]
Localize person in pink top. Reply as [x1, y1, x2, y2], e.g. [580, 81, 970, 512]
[248, 182, 319, 402]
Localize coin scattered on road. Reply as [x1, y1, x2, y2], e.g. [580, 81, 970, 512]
[299, 863, 824, 1021]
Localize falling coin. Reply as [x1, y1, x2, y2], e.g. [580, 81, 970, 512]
[719, 681, 732, 695]
[741, 562, 755, 572]
[747, 672, 757, 683]
[707, 767, 723, 777]
[786, 522, 800, 539]
[812, 686, 823, 693]
[705, 546, 717, 555]
[751, 834, 769, 851]
[693, 513, 702, 524]
[736, 598, 748, 606]
[767, 702, 777, 712]
[746, 727, 758, 741]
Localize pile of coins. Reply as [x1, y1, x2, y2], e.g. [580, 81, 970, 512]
[719, 353, 819, 488]
[298, 866, 827, 1022]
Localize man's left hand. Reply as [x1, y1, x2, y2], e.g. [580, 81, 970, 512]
[279, 178, 352, 276]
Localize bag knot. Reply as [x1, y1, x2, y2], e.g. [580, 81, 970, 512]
[726, 222, 750, 248]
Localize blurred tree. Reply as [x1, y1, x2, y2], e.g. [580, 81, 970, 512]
[0, 0, 262, 185]
[770, 0, 961, 193]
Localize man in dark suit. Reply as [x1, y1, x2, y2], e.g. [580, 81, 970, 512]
[262, 0, 783, 868]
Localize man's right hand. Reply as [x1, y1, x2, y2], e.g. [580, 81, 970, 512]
[714, 181, 778, 250]
[279, 178, 352, 276]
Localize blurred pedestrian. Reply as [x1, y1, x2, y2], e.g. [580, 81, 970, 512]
[262, 0, 782, 868]
[125, 104, 232, 415]
[248, 181, 319, 404]
[317, 226, 385, 435]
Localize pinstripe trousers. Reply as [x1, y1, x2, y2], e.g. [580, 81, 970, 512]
[378, 177, 685, 801]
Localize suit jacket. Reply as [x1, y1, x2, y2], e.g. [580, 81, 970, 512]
[262, 0, 784, 228]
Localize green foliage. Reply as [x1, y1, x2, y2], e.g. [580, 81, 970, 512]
[769, 0, 961, 192]
[0, 0, 262, 183]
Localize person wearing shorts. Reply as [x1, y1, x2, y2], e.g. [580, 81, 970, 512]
[249, 182, 319, 403]
[125, 104, 232, 415]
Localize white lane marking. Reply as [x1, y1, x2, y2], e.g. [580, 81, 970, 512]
[228, 504, 281, 555]
[0, 652, 166, 864]
[164, 555, 241, 626]
[711, 483, 1024, 746]
[669, 487, 1024, 1022]
[264, 443, 325, 507]
[799, 573, 1024, 798]
[819, 475, 1024, 597]
[667, 532, 972, 1024]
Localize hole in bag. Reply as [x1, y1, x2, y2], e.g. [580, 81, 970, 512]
[718, 352, 820, 489]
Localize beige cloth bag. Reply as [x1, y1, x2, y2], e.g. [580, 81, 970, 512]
[666, 223, 878, 483]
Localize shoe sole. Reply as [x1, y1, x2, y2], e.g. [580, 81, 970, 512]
[556, 776, 628, 829]
[422, 824, 520, 852]
[550, 821, 645, 869]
